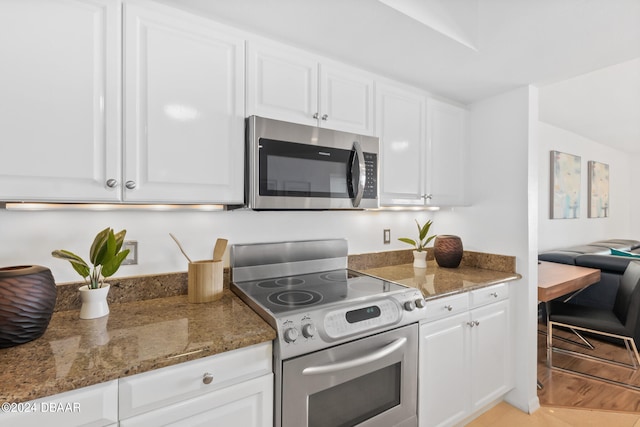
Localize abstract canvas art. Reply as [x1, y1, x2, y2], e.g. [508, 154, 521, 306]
[588, 161, 609, 218]
[550, 150, 581, 219]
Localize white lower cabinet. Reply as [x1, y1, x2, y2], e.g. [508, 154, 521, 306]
[119, 374, 272, 427]
[0, 380, 118, 427]
[119, 342, 273, 426]
[419, 284, 512, 427]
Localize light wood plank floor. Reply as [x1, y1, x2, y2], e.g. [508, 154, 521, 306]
[468, 325, 640, 426]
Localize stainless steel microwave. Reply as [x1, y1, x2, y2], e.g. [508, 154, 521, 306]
[246, 116, 379, 210]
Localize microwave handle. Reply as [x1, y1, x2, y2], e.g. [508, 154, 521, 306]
[350, 141, 366, 207]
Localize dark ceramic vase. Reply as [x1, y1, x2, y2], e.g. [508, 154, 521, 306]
[0, 265, 57, 348]
[434, 235, 463, 268]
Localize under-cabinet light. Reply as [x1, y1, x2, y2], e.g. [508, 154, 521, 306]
[1, 203, 226, 211]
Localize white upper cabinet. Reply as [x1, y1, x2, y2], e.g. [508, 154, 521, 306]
[377, 83, 468, 207]
[247, 40, 374, 135]
[426, 98, 469, 207]
[0, 0, 245, 204]
[0, 0, 121, 202]
[377, 82, 426, 205]
[123, 2, 245, 203]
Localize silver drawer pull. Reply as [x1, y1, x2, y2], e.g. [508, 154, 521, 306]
[490, 292, 498, 298]
[467, 320, 480, 328]
[202, 372, 213, 385]
[445, 305, 453, 311]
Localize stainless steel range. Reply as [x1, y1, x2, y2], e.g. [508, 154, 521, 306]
[231, 239, 426, 427]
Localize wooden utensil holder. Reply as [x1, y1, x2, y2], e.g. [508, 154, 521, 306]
[188, 260, 223, 303]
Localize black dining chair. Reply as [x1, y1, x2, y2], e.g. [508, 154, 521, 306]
[547, 260, 640, 385]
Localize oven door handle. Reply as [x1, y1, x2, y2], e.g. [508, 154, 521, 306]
[302, 337, 407, 376]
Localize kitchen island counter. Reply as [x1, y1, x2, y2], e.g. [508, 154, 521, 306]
[0, 290, 276, 404]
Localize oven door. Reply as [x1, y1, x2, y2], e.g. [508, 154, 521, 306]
[280, 324, 418, 427]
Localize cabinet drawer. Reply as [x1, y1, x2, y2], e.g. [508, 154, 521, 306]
[422, 293, 469, 322]
[470, 283, 508, 308]
[119, 342, 272, 419]
[0, 380, 118, 427]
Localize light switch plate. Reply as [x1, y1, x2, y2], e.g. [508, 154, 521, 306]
[122, 240, 138, 265]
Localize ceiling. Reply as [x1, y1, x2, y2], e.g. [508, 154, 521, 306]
[156, 0, 640, 154]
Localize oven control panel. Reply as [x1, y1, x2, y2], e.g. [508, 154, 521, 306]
[275, 290, 427, 359]
[324, 299, 399, 339]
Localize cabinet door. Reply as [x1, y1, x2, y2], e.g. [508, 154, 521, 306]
[469, 300, 511, 411]
[319, 64, 374, 135]
[419, 313, 470, 427]
[377, 83, 426, 205]
[120, 374, 273, 427]
[0, 0, 120, 202]
[426, 99, 468, 206]
[124, 3, 244, 203]
[246, 41, 318, 127]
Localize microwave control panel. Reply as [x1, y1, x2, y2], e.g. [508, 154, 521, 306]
[363, 152, 378, 199]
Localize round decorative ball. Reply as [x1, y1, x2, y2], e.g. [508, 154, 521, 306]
[434, 235, 463, 268]
[0, 265, 57, 348]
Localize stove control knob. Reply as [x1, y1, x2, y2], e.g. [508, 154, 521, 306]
[404, 301, 416, 311]
[284, 327, 299, 343]
[302, 323, 316, 338]
[415, 298, 426, 309]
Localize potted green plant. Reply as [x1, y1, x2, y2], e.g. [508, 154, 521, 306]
[398, 219, 436, 268]
[52, 227, 130, 319]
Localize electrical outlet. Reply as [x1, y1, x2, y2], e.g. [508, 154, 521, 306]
[383, 229, 391, 244]
[122, 240, 138, 265]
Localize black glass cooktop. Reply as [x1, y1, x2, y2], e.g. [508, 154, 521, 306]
[232, 269, 407, 315]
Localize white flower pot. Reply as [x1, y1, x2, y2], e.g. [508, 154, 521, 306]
[79, 284, 110, 319]
[412, 251, 427, 269]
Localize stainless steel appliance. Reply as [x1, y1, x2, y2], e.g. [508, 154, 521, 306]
[231, 239, 425, 427]
[246, 116, 379, 210]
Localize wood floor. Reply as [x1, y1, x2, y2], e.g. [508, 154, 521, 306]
[537, 325, 640, 413]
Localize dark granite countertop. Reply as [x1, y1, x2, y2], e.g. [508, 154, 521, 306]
[362, 260, 521, 300]
[0, 290, 276, 404]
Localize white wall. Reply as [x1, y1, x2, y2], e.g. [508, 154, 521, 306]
[537, 122, 633, 251]
[0, 208, 436, 284]
[436, 86, 540, 413]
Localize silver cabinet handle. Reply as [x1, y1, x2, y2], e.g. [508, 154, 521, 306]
[467, 320, 480, 327]
[125, 180, 137, 190]
[321, 114, 328, 120]
[490, 292, 498, 298]
[302, 337, 407, 375]
[445, 305, 453, 311]
[202, 372, 213, 384]
[313, 112, 319, 119]
[106, 179, 118, 188]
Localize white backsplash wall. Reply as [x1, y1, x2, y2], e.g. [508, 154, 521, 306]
[0, 208, 435, 284]
[537, 122, 633, 252]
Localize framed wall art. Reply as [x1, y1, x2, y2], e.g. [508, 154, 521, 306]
[550, 150, 581, 219]
[588, 160, 609, 218]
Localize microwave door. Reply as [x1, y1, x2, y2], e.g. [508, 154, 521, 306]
[349, 141, 367, 207]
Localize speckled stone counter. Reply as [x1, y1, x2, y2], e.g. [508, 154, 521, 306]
[0, 290, 276, 404]
[362, 260, 521, 299]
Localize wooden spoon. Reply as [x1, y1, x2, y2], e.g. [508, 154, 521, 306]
[213, 238, 228, 262]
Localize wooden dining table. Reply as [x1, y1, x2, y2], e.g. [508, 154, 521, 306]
[538, 260, 601, 303]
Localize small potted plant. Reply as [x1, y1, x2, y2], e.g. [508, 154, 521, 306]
[398, 219, 436, 268]
[52, 227, 130, 319]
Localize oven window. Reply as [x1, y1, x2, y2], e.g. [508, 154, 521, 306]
[308, 362, 401, 427]
[259, 138, 350, 198]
